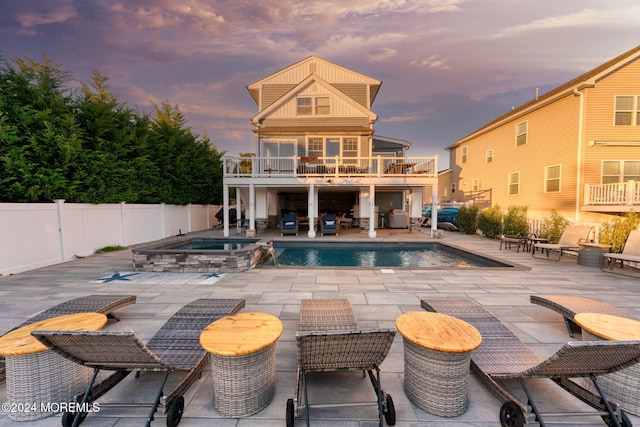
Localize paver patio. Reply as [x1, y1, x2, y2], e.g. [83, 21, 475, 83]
[1, 228, 639, 426]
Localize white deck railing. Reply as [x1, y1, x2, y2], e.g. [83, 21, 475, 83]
[584, 181, 640, 205]
[223, 156, 437, 178]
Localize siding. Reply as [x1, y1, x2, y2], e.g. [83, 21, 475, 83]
[262, 84, 296, 110]
[334, 84, 368, 107]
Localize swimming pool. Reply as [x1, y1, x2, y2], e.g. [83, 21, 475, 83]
[270, 241, 512, 268]
[167, 238, 256, 250]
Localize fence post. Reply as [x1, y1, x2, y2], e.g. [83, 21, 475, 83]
[626, 181, 635, 206]
[54, 199, 66, 262]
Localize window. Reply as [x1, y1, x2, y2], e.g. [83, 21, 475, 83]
[602, 160, 640, 183]
[614, 96, 640, 126]
[486, 149, 494, 163]
[342, 137, 358, 161]
[297, 97, 312, 115]
[451, 183, 456, 194]
[471, 179, 480, 191]
[297, 96, 330, 115]
[515, 121, 528, 146]
[508, 172, 520, 195]
[308, 137, 323, 158]
[461, 146, 468, 163]
[315, 97, 330, 114]
[545, 165, 561, 192]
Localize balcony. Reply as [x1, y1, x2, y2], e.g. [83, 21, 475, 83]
[583, 181, 640, 212]
[223, 156, 437, 179]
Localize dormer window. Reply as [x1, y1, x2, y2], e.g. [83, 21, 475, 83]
[297, 96, 330, 115]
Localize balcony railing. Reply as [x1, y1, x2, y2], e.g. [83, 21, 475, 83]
[584, 181, 640, 205]
[223, 156, 437, 178]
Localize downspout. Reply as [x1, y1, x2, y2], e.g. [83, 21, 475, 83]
[573, 88, 584, 222]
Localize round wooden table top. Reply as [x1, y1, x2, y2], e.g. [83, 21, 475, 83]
[200, 312, 283, 356]
[396, 311, 482, 353]
[0, 312, 108, 356]
[574, 312, 640, 341]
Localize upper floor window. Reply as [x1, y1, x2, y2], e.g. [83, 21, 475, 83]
[297, 96, 330, 115]
[471, 179, 480, 191]
[614, 96, 640, 125]
[461, 146, 468, 163]
[545, 165, 561, 192]
[486, 149, 494, 163]
[515, 121, 528, 146]
[451, 183, 456, 194]
[602, 160, 640, 184]
[342, 137, 358, 159]
[308, 137, 323, 157]
[508, 172, 520, 195]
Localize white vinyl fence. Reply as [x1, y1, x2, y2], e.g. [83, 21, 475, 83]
[0, 201, 222, 276]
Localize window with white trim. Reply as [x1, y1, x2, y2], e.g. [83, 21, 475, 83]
[471, 179, 480, 191]
[508, 172, 520, 195]
[602, 160, 640, 184]
[515, 121, 528, 146]
[461, 146, 468, 163]
[614, 96, 640, 125]
[297, 96, 330, 115]
[308, 137, 323, 158]
[544, 165, 561, 192]
[342, 137, 358, 163]
[486, 149, 494, 163]
[451, 183, 456, 194]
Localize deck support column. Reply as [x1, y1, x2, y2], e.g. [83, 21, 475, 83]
[369, 184, 377, 238]
[307, 184, 317, 238]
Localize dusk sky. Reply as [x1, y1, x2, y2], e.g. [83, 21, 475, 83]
[1, 1, 639, 169]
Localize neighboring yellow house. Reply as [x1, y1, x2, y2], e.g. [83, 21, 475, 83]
[445, 45, 640, 223]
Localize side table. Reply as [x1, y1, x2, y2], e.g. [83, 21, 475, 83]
[396, 311, 482, 417]
[0, 312, 108, 421]
[574, 312, 640, 416]
[577, 243, 612, 267]
[200, 312, 283, 417]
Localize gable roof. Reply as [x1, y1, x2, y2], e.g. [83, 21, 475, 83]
[247, 55, 382, 106]
[250, 73, 378, 125]
[447, 45, 640, 149]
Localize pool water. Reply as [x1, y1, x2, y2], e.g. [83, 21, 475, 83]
[167, 238, 257, 251]
[272, 242, 510, 268]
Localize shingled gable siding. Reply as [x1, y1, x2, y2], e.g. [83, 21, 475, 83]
[333, 83, 368, 106]
[261, 84, 296, 109]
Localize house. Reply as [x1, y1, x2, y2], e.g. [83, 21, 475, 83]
[221, 56, 438, 238]
[445, 45, 640, 223]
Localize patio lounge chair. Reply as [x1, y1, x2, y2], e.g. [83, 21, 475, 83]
[530, 294, 639, 337]
[421, 297, 640, 427]
[287, 298, 396, 427]
[532, 225, 593, 261]
[320, 213, 338, 236]
[0, 294, 136, 382]
[602, 229, 640, 275]
[32, 298, 245, 427]
[282, 212, 299, 236]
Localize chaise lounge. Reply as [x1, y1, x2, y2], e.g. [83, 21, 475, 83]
[421, 297, 640, 427]
[532, 225, 593, 261]
[0, 294, 136, 383]
[602, 229, 640, 275]
[287, 298, 396, 427]
[32, 298, 245, 427]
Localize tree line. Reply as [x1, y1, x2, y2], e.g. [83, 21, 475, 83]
[0, 54, 224, 204]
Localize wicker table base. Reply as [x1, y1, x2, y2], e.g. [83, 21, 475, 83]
[403, 340, 473, 417]
[582, 330, 640, 416]
[5, 351, 93, 421]
[210, 345, 277, 417]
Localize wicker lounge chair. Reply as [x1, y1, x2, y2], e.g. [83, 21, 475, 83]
[532, 225, 593, 261]
[602, 229, 640, 275]
[530, 295, 638, 337]
[320, 213, 338, 236]
[421, 297, 640, 427]
[287, 298, 396, 427]
[282, 212, 299, 236]
[32, 298, 245, 427]
[0, 294, 136, 383]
